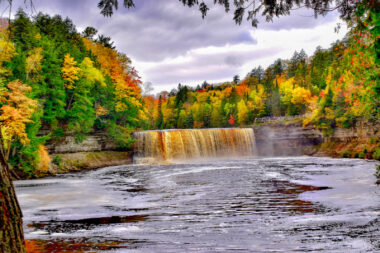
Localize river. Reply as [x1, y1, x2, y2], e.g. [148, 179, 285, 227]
[15, 157, 379, 252]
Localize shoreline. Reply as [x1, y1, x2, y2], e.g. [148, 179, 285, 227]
[14, 119, 379, 180]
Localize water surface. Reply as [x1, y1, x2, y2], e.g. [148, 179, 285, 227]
[15, 157, 380, 252]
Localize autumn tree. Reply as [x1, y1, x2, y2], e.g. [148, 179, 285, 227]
[237, 99, 249, 125]
[25, 47, 43, 80]
[0, 29, 14, 81]
[0, 80, 37, 253]
[62, 53, 80, 90]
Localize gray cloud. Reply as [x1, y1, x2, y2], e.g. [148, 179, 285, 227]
[104, 1, 258, 62]
[4, 0, 343, 91]
[145, 47, 282, 86]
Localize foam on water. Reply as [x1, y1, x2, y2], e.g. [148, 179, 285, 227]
[15, 157, 380, 252]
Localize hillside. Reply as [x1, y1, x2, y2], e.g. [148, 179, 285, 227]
[0, 9, 378, 178]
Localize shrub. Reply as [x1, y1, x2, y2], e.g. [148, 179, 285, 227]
[52, 155, 62, 167]
[36, 145, 51, 173]
[373, 148, 380, 160]
[342, 150, 352, 158]
[375, 165, 380, 180]
[52, 128, 65, 140]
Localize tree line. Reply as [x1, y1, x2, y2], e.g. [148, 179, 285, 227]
[0, 10, 147, 178]
[0, 8, 378, 179]
[143, 34, 378, 133]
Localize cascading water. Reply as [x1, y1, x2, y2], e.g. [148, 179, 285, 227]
[133, 128, 257, 163]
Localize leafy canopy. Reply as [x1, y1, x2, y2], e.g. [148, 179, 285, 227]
[96, 0, 377, 27]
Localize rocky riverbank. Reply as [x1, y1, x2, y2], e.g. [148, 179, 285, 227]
[253, 120, 323, 156]
[315, 119, 380, 159]
[15, 133, 133, 179]
[17, 119, 379, 179]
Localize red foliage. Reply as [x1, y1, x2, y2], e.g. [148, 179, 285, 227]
[228, 114, 235, 126]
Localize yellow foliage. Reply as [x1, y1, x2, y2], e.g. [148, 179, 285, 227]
[191, 102, 202, 122]
[138, 109, 148, 122]
[210, 100, 222, 127]
[0, 126, 11, 151]
[0, 29, 15, 79]
[61, 53, 80, 89]
[291, 87, 311, 105]
[80, 57, 106, 86]
[161, 102, 174, 124]
[37, 145, 51, 173]
[196, 92, 209, 103]
[82, 38, 143, 118]
[325, 73, 332, 87]
[249, 84, 266, 113]
[0, 30, 14, 63]
[324, 107, 335, 120]
[95, 105, 108, 116]
[26, 47, 43, 78]
[279, 77, 295, 105]
[0, 80, 37, 152]
[114, 79, 143, 112]
[237, 100, 248, 125]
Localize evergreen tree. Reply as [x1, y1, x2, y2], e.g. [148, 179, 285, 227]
[233, 75, 240, 84]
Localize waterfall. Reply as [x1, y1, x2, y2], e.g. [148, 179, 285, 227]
[133, 128, 257, 163]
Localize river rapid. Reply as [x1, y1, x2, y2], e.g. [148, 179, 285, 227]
[15, 157, 379, 252]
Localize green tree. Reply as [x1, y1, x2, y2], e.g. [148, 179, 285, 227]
[82, 26, 98, 40]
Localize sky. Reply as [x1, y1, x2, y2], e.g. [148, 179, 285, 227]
[3, 0, 348, 94]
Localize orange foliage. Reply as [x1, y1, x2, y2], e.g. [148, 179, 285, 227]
[236, 82, 249, 97]
[275, 74, 286, 86]
[193, 121, 204, 128]
[0, 80, 37, 147]
[82, 38, 143, 114]
[36, 145, 51, 173]
[221, 86, 233, 98]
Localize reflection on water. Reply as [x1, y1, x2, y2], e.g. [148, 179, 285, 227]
[15, 157, 379, 252]
[25, 238, 140, 253]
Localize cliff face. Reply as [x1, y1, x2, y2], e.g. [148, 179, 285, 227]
[29, 119, 378, 179]
[46, 133, 120, 154]
[325, 119, 379, 141]
[253, 121, 323, 156]
[253, 119, 380, 159]
[33, 133, 132, 178]
[317, 119, 380, 159]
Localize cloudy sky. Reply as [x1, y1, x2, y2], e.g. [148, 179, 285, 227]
[4, 0, 347, 93]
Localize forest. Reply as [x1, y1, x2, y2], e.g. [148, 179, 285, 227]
[0, 8, 379, 178]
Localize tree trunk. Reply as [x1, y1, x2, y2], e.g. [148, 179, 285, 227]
[0, 161, 26, 253]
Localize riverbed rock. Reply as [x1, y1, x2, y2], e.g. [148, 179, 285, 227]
[49, 151, 132, 175]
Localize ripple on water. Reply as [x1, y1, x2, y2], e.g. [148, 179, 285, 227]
[15, 157, 380, 252]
